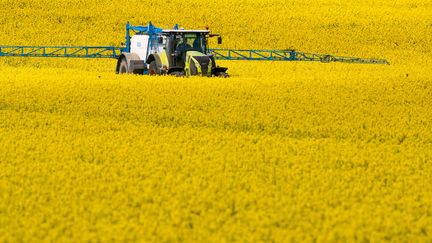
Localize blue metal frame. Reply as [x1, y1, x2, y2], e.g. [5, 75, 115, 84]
[209, 49, 389, 64]
[0, 45, 120, 58]
[0, 45, 389, 64]
[0, 22, 389, 64]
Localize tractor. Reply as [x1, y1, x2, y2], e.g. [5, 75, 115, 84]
[116, 22, 228, 77]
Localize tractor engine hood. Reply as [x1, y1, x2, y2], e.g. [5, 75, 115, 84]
[185, 51, 213, 77]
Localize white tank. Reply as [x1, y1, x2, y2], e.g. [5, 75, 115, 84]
[130, 35, 149, 61]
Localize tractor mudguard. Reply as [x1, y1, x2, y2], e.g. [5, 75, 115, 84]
[116, 53, 145, 74]
[146, 54, 162, 67]
[185, 51, 213, 77]
[147, 52, 169, 67]
[147, 53, 170, 74]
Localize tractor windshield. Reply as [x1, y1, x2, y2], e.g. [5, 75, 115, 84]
[174, 33, 206, 54]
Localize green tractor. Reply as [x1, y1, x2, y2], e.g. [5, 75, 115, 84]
[116, 22, 229, 77]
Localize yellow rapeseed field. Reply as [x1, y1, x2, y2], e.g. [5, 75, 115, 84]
[1, 0, 431, 242]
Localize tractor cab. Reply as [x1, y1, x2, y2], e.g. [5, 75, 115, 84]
[161, 30, 209, 68]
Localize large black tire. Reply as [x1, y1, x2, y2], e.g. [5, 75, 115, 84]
[149, 60, 159, 75]
[118, 58, 128, 74]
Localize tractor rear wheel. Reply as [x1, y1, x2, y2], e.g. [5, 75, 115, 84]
[149, 61, 159, 75]
[118, 58, 128, 74]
